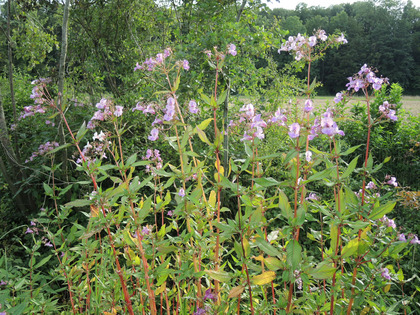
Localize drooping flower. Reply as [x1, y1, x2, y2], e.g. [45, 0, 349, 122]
[306, 192, 319, 201]
[398, 233, 407, 242]
[142, 226, 151, 235]
[178, 188, 185, 197]
[148, 128, 159, 141]
[334, 92, 343, 104]
[381, 268, 391, 280]
[288, 123, 300, 139]
[114, 105, 123, 117]
[410, 235, 420, 244]
[189, 100, 199, 114]
[93, 131, 107, 142]
[182, 60, 190, 71]
[305, 150, 312, 162]
[204, 289, 217, 301]
[386, 176, 398, 187]
[304, 99, 314, 112]
[228, 44, 237, 56]
[366, 181, 377, 190]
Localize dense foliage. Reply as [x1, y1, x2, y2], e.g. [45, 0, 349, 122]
[0, 0, 420, 314]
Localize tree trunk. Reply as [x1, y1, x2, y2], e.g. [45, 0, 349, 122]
[0, 88, 29, 214]
[57, 0, 71, 184]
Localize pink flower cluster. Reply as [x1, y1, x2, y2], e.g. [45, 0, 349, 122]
[87, 98, 123, 129]
[18, 105, 47, 120]
[346, 64, 388, 92]
[25, 141, 59, 163]
[134, 48, 172, 72]
[278, 30, 347, 61]
[133, 96, 199, 142]
[228, 104, 268, 141]
[75, 133, 109, 165]
[30, 78, 51, 105]
[379, 101, 397, 121]
[143, 149, 163, 175]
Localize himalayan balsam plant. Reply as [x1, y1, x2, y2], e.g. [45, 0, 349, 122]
[1, 30, 419, 315]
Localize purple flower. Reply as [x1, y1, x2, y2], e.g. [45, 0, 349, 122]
[366, 181, 376, 190]
[317, 30, 328, 41]
[381, 268, 391, 280]
[387, 110, 397, 121]
[398, 233, 406, 242]
[45, 241, 53, 247]
[306, 192, 319, 201]
[164, 48, 172, 58]
[304, 99, 314, 112]
[156, 53, 164, 63]
[194, 308, 207, 315]
[239, 104, 255, 120]
[308, 36, 317, 47]
[204, 289, 217, 301]
[134, 62, 142, 71]
[0, 280, 7, 286]
[228, 43, 237, 56]
[148, 128, 159, 141]
[183, 60, 190, 71]
[25, 227, 34, 234]
[241, 132, 253, 142]
[305, 151, 312, 162]
[410, 235, 420, 244]
[334, 92, 343, 104]
[114, 105, 123, 117]
[337, 33, 348, 44]
[92, 110, 105, 121]
[142, 226, 151, 235]
[167, 210, 173, 217]
[386, 176, 398, 187]
[288, 123, 300, 139]
[189, 100, 199, 114]
[178, 188, 185, 197]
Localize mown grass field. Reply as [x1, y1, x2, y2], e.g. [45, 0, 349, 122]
[313, 96, 420, 115]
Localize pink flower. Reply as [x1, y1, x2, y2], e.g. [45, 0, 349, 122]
[410, 235, 420, 244]
[304, 99, 314, 112]
[228, 43, 237, 56]
[178, 188, 185, 197]
[386, 176, 398, 187]
[114, 105, 123, 117]
[183, 60, 190, 70]
[305, 151, 312, 162]
[288, 123, 300, 139]
[148, 128, 159, 141]
[189, 100, 199, 114]
[381, 268, 391, 280]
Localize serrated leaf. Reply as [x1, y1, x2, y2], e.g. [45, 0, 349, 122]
[196, 127, 210, 145]
[278, 190, 292, 220]
[65, 199, 91, 207]
[368, 202, 396, 220]
[228, 285, 245, 298]
[286, 240, 301, 271]
[341, 238, 359, 258]
[341, 156, 359, 179]
[205, 270, 231, 283]
[254, 236, 282, 257]
[253, 177, 279, 187]
[251, 271, 276, 285]
[309, 261, 336, 279]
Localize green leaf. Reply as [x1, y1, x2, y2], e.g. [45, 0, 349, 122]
[217, 89, 228, 105]
[341, 145, 362, 156]
[197, 118, 213, 130]
[196, 127, 210, 145]
[76, 121, 87, 141]
[43, 183, 54, 196]
[125, 153, 137, 167]
[253, 177, 280, 187]
[308, 167, 334, 181]
[286, 240, 301, 271]
[330, 224, 338, 254]
[254, 236, 282, 257]
[341, 156, 359, 179]
[46, 143, 72, 155]
[205, 270, 231, 283]
[278, 190, 293, 220]
[368, 202, 396, 220]
[341, 238, 359, 258]
[65, 199, 91, 207]
[200, 93, 211, 105]
[34, 255, 52, 269]
[309, 261, 336, 279]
